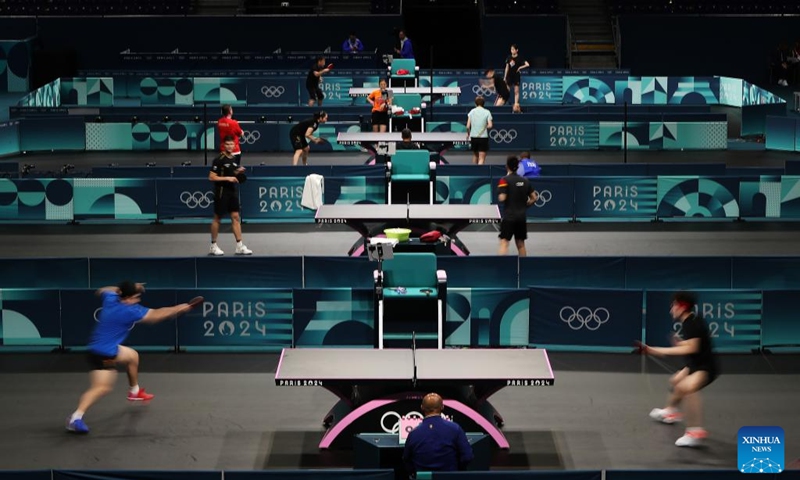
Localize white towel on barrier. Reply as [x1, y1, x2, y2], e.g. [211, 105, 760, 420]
[301, 174, 324, 210]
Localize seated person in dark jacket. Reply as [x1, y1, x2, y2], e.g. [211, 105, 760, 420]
[403, 393, 473, 477]
[395, 128, 420, 150]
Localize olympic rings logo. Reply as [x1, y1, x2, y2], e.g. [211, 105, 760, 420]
[180, 191, 214, 209]
[472, 84, 495, 97]
[241, 131, 261, 144]
[559, 306, 610, 331]
[261, 85, 285, 98]
[490, 129, 518, 144]
[380, 411, 424, 434]
[534, 189, 552, 207]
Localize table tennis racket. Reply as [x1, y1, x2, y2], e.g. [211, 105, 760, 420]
[327, 64, 334, 70]
[188, 296, 204, 309]
[633, 340, 648, 355]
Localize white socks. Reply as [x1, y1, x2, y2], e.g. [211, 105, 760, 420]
[70, 411, 84, 422]
[237, 241, 243, 248]
[129, 385, 140, 395]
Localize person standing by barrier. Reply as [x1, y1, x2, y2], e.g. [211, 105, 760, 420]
[466, 96, 492, 165]
[66, 281, 197, 434]
[306, 57, 332, 107]
[403, 393, 473, 475]
[208, 135, 252, 256]
[290, 111, 328, 166]
[217, 104, 243, 163]
[368, 78, 391, 133]
[497, 155, 537, 256]
[638, 291, 719, 448]
[504, 44, 529, 109]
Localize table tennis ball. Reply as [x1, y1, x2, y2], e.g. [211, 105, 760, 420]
[421, 102, 427, 108]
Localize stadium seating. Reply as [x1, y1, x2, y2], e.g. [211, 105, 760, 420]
[0, 0, 195, 15]
[609, 0, 800, 14]
[483, 0, 559, 14]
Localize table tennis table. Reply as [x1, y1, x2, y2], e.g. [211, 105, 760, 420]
[275, 347, 555, 449]
[348, 86, 461, 98]
[315, 204, 501, 256]
[336, 131, 470, 165]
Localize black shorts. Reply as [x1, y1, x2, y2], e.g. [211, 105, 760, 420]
[687, 366, 718, 386]
[506, 75, 521, 87]
[372, 110, 389, 126]
[307, 87, 324, 101]
[499, 218, 527, 241]
[214, 193, 240, 216]
[496, 90, 510, 102]
[291, 133, 309, 151]
[87, 353, 117, 371]
[471, 137, 489, 153]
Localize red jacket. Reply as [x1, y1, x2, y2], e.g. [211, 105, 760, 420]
[217, 117, 243, 153]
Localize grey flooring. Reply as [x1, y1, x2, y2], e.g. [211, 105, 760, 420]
[0, 352, 797, 471]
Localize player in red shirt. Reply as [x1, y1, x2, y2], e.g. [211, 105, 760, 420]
[218, 104, 244, 162]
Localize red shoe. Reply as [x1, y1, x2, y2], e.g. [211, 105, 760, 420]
[127, 388, 155, 401]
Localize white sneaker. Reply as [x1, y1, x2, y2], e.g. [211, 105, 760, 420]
[649, 408, 682, 424]
[235, 244, 253, 255]
[675, 429, 707, 447]
[209, 243, 224, 256]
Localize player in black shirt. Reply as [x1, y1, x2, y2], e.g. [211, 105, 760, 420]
[639, 291, 719, 448]
[497, 155, 538, 256]
[306, 57, 332, 107]
[290, 111, 328, 166]
[483, 68, 510, 106]
[504, 44, 529, 107]
[208, 136, 252, 256]
[395, 128, 420, 150]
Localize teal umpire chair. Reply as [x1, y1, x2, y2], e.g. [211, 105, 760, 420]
[387, 149, 435, 204]
[374, 253, 447, 349]
[388, 58, 418, 87]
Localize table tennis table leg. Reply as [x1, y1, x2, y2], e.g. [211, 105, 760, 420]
[378, 299, 384, 349]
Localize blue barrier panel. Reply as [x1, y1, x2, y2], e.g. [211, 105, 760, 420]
[569, 164, 648, 176]
[226, 470, 395, 480]
[738, 175, 784, 219]
[644, 290, 762, 352]
[786, 162, 800, 175]
[325, 176, 386, 205]
[304, 257, 375, 289]
[530, 287, 643, 349]
[606, 471, 772, 480]
[573, 177, 658, 219]
[766, 115, 798, 151]
[762, 290, 800, 348]
[520, 257, 626, 289]
[176, 289, 293, 350]
[446, 288, 529, 347]
[0, 289, 62, 347]
[731, 257, 800, 289]
[92, 166, 172, 178]
[293, 288, 374, 347]
[0, 121, 21, 157]
[172, 166, 213, 178]
[240, 177, 312, 221]
[625, 257, 732, 289]
[330, 165, 385, 178]
[727, 167, 785, 177]
[437, 256, 518, 289]
[245, 78, 301, 106]
[196, 257, 303, 288]
[73, 178, 157, 221]
[251, 166, 331, 178]
[657, 176, 742, 218]
[436, 176, 491, 204]
[0, 258, 88, 288]
[435, 472, 601, 480]
[779, 176, 800, 218]
[193, 77, 247, 105]
[0, 471, 52, 480]
[527, 177, 575, 218]
[89, 258, 196, 288]
[20, 118, 86, 152]
[156, 178, 216, 219]
[534, 122, 599, 150]
[60, 289, 177, 350]
[438, 165, 492, 177]
[236, 123, 280, 153]
[53, 472, 221, 480]
[0, 178, 74, 222]
[646, 163, 727, 176]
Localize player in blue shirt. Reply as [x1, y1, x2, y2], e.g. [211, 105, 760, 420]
[403, 393, 474, 476]
[66, 281, 197, 434]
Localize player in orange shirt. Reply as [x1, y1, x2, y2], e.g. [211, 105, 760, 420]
[367, 78, 392, 133]
[217, 104, 244, 162]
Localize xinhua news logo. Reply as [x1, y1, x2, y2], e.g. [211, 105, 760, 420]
[738, 426, 784, 474]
